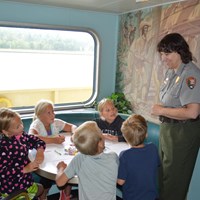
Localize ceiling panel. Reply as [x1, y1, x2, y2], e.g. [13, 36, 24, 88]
[4, 0, 186, 14]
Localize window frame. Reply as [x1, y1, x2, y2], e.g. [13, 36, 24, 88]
[0, 21, 100, 115]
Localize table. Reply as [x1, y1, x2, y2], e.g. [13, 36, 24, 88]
[29, 134, 129, 184]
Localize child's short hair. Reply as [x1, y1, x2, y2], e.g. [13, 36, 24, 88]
[0, 108, 20, 132]
[97, 98, 115, 112]
[121, 114, 147, 146]
[73, 121, 103, 155]
[34, 99, 53, 120]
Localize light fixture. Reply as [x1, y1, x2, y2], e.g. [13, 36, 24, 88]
[136, 0, 148, 2]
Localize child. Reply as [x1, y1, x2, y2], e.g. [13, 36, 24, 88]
[29, 99, 77, 200]
[0, 108, 46, 200]
[117, 114, 160, 200]
[29, 99, 77, 144]
[95, 98, 125, 142]
[55, 121, 119, 200]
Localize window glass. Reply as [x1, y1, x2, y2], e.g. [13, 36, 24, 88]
[0, 25, 99, 113]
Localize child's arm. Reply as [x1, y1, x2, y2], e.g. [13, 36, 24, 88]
[27, 132, 46, 150]
[23, 160, 40, 173]
[23, 147, 44, 173]
[42, 135, 65, 144]
[38, 134, 65, 144]
[62, 123, 77, 134]
[56, 161, 69, 187]
[29, 129, 65, 144]
[35, 147, 45, 164]
[103, 134, 118, 141]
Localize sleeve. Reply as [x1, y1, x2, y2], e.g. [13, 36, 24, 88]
[54, 119, 66, 132]
[64, 153, 83, 179]
[112, 152, 119, 165]
[155, 145, 161, 167]
[150, 143, 160, 167]
[25, 132, 46, 150]
[180, 66, 200, 105]
[117, 151, 126, 180]
[29, 119, 45, 135]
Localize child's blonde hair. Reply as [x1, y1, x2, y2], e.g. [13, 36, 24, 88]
[97, 98, 116, 112]
[73, 121, 103, 155]
[121, 114, 147, 146]
[0, 108, 20, 132]
[33, 99, 53, 120]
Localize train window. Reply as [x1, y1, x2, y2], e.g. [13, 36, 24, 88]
[0, 24, 99, 114]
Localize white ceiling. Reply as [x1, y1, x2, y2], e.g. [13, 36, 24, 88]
[5, 0, 186, 14]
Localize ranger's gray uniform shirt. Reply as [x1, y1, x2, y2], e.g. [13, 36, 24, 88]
[64, 152, 119, 200]
[160, 61, 200, 107]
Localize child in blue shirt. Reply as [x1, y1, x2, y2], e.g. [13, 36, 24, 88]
[117, 114, 160, 200]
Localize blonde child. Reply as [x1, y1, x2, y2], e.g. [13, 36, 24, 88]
[0, 108, 46, 200]
[117, 114, 160, 200]
[95, 98, 125, 142]
[29, 99, 77, 200]
[29, 99, 77, 144]
[56, 121, 119, 200]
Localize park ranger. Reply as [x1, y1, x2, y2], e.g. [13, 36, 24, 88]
[151, 33, 200, 200]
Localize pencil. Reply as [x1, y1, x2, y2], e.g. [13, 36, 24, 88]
[54, 150, 62, 155]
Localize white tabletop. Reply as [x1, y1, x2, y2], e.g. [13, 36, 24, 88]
[29, 133, 129, 184]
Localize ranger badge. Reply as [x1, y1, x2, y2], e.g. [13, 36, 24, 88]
[186, 77, 196, 89]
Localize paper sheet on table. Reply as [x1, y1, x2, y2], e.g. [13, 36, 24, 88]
[105, 140, 129, 155]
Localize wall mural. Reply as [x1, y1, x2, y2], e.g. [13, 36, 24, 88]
[116, 0, 200, 123]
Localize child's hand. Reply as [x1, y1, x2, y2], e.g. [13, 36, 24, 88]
[23, 161, 39, 173]
[103, 134, 118, 142]
[56, 161, 67, 177]
[54, 135, 65, 144]
[57, 161, 67, 170]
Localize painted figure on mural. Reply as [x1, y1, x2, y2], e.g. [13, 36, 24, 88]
[189, 0, 200, 20]
[174, 0, 199, 26]
[118, 14, 137, 96]
[161, 1, 200, 35]
[122, 13, 136, 48]
[126, 19, 153, 105]
[160, 3, 181, 33]
[160, 0, 200, 66]
[188, 35, 200, 66]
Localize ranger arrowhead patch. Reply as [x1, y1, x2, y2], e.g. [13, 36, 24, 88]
[186, 77, 196, 89]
